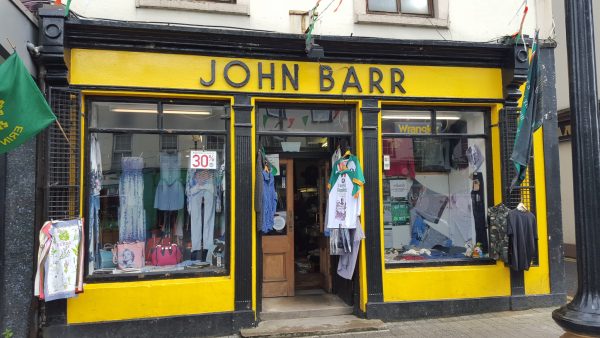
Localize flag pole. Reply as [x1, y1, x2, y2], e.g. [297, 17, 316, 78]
[5, 38, 16, 53]
[54, 119, 71, 149]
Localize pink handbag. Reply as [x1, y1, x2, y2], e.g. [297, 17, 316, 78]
[151, 244, 182, 266]
[113, 241, 145, 269]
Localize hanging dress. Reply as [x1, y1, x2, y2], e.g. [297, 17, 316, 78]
[119, 157, 146, 242]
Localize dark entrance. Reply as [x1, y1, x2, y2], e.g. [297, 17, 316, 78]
[256, 104, 357, 313]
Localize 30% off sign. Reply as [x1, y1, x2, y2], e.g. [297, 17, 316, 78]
[190, 150, 217, 169]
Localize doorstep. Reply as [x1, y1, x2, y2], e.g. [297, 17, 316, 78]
[239, 315, 388, 337]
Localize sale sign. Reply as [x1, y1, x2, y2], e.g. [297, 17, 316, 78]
[190, 150, 217, 169]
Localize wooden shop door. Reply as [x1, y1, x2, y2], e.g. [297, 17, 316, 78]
[262, 159, 295, 297]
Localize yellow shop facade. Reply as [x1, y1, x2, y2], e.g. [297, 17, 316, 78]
[37, 9, 566, 337]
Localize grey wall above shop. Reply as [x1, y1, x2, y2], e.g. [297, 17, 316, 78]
[0, 0, 39, 75]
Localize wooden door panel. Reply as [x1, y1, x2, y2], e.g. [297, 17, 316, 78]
[261, 159, 294, 298]
[263, 253, 287, 281]
[263, 236, 290, 252]
[263, 282, 289, 298]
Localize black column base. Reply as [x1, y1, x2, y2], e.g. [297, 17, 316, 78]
[553, 305, 600, 336]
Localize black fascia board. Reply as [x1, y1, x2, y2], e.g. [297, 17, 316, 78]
[64, 17, 512, 67]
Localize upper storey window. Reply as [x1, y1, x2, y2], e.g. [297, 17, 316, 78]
[367, 0, 433, 16]
[136, 0, 249, 16]
[355, 0, 448, 28]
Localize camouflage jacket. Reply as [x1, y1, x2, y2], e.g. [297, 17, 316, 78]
[488, 204, 510, 263]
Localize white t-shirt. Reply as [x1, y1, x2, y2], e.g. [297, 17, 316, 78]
[327, 159, 362, 229]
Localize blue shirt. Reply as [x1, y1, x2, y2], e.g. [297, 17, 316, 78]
[261, 171, 277, 233]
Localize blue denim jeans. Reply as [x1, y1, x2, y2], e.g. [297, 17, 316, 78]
[88, 194, 100, 266]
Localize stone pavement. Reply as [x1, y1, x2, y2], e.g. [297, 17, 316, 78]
[379, 307, 566, 338]
[219, 307, 571, 338]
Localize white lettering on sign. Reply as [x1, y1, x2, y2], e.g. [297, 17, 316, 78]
[190, 150, 217, 169]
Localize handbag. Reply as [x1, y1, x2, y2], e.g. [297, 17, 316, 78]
[99, 243, 116, 269]
[150, 243, 182, 266]
[113, 241, 145, 269]
[146, 236, 171, 263]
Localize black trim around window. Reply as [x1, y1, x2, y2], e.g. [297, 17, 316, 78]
[84, 96, 232, 281]
[381, 106, 494, 268]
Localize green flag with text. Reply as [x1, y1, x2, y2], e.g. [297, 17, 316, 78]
[0, 53, 56, 154]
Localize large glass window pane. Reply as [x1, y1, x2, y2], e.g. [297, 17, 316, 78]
[400, 0, 430, 15]
[163, 104, 227, 130]
[260, 135, 330, 153]
[258, 107, 351, 134]
[368, 0, 398, 12]
[91, 102, 158, 129]
[436, 111, 485, 135]
[383, 136, 488, 264]
[89, 132, 228, 276]
[382, 110, 432, 134]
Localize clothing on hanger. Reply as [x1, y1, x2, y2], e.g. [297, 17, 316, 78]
[383, 138, 415, 178]
[471, 172, 488, 252]
[507, 207, 537, 271]
[35, 219, 84, 301]
[488, 203, 510, 262]
[337, 220, 365, 279]
[326, 153, 364, 229]
[154, 152, 185, 211]
[186, 168, 217, 254]
[119, 157, 146, 243]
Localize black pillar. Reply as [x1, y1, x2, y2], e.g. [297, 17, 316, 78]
[232, 95, 256, 329]
[361, 99, 384, 310]
[553, 0, 600, 335]
[501, 40, 529, 308]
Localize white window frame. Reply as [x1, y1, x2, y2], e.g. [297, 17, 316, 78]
[354, 0, 448, 28]
[136, 0, 249, 16]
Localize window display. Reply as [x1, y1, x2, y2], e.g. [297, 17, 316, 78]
[87, 100, 229, 276]
[382, 108, 489, 264]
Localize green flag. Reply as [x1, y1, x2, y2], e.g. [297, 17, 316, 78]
[0, 53, 56, 154]
[510, 31, 542, 189]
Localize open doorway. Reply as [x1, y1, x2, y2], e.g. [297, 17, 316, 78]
[293, 158, 330, 292]
[256, 104, 357, 316]
[260, 136, 354, 301]
[261, 156, 331, 298]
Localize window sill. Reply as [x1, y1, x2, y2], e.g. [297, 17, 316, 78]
[355, 13, 448, 28]
[86, 266, 228, 283]
[136, 0, 250, 16]
[385, 257, 497, 268]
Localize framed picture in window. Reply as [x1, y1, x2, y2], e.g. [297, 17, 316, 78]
[311, 109, 332, 123]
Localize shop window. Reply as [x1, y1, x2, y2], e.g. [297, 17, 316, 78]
[382, 108, 490, 265]
[257, 107, 351, 134]
[88, 99, 230, 278]
[367, 0, 433, 16]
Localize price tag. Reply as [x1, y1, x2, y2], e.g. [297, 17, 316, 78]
[190, 150, 217, 169]
[383, 155, 391, 170]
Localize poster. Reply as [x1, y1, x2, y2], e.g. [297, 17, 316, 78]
[390, 179, 410, 198]
[265, 154, 280, 176]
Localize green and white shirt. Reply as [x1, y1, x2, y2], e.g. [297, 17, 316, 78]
[327, 155, 365, 229]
